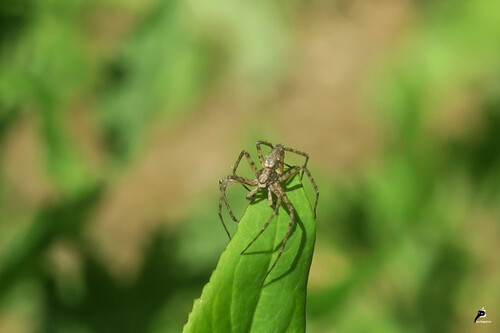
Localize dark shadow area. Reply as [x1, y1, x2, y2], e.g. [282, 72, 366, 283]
[413, 242, 469, 333]
[446, 95, 500, 191]
[328, 187, 377, 255]
[40, 230, 210, 333]
[0, 0, 33, 52]
[0, 185, 103, 299]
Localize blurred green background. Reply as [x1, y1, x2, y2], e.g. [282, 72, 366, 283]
[1, 0, 499, 332]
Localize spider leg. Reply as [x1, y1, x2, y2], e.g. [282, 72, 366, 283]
[279, 166, 302, 183]
[256, 140, 274, 166]
[219, 180, 238, 223]
[300, 167, 319, 218]
[233, 149, 259, 191]
[280, 166, 319, 218]
[283, 146, 309, 179]
[241, 194, 281, 255]
[246, 186, 260, 200]
[219, 179, 237, 239]
[219, 175, 258, 239]
[261, 186, 294, 286]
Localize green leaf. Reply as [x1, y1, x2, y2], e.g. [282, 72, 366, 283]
[183, 173, 316, 333]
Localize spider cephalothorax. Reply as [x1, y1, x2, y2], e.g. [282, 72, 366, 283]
[218, 140, 319, 285]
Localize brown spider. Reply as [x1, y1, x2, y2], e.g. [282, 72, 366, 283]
[218, 140, 319, 284]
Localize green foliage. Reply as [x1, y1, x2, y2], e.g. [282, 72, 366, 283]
[184, 173, 316, 333]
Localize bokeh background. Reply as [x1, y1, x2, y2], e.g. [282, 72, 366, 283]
[1, 0, 499, 332]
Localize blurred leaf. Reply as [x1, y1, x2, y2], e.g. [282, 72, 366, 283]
[183, 173, 316, 333]
[41, 231, 208, 333]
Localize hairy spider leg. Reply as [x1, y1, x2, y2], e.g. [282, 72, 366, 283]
[300, 167, 319, 218]
[219, 175, 257, 239]
[232, 149, 259, 191]
[245, 186, 260, 200]
[241, 195, 282, 255]
[261, 186, 294, 286]
[283, 146, 309, 180]
[256, 140, 274, 166]
[281, 166, 319, 218]
[218, 180, 238, 239]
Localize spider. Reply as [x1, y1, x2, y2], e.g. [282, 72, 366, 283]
[218, 140, 319, 284]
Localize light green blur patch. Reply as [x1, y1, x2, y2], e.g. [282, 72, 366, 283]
[183, 173, 316, 333]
